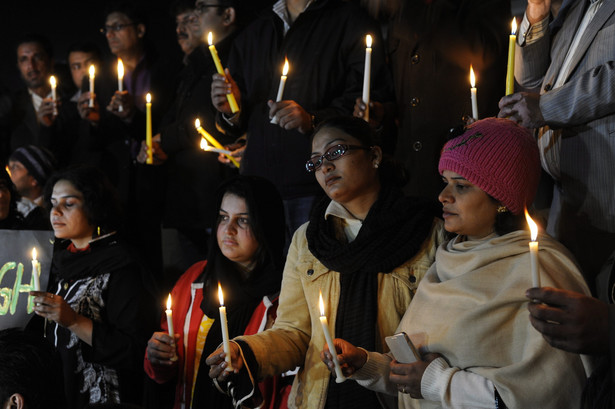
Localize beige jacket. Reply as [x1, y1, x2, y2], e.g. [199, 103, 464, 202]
[236, 218, 445, 409]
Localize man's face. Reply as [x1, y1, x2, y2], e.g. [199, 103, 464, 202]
[104, 12, 142, 57]
[7, 160, 35, 196]
[195, 0, 227, 40]
[176, 10, 203, 55]
[17, 42, 51, 90]
[68, 51, 97, 89]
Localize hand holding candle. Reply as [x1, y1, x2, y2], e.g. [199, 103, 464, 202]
[525, 209, 541, 287]
[89, 65, 96, 108]
[505, 18, 517, 96]
[208, 32, 239, 113]
[117, 59, 124, 112]
[362, 34, 372, 122]
[319, 292, 346, 383]
[218, 283, 233, 371]
[165, 294, 178, 361]
[145, 93, 153, 164]
[271, 58, 289, 125]
[31, 247, 41, 292]
[469, 65, 478, 120]
[49, 76, 57, 116]
[195, 119, 240, 168]
[200, 138, 232, 155]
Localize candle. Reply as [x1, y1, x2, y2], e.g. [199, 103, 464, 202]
[195, 119, 240, 168]
[469, 65, 478, 120]
[88, 65, 95, 108]
[145, 93, 153, 164]
[505, 18, 517, 96]
[362, 34, 372, 122]
[165, 294, 178, 361]
[319, 292, 346, 383]
[218, 283, 233, 370]
[525, 209, 541, 287]
[271, 58, 289, 125]
[49, 75, 57, 116]
[117, 59, 124, 112]
[208, 32, 239, 113]
[200, 138, 232, 155]
[31, 247, 41, 292]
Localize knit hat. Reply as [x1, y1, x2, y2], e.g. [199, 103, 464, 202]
[438, 118, 540, 215]
[9, 145, 57, 187]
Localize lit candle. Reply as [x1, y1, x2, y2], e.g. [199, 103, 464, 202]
[362, 34, 372, 122]
[469, 65, 478, 120]
[145, 93, 153, 164]
[165, 294, 178, 361]
[525, 209, 541, 287]
[319, 292, 346, 383]
[505, 18, 517, 96]
[200, 138, 232, 155]
[195, 119, 240, 168]
[218, 283, 233, 370]
[271, 58, 289, 125]
[88, 65, 95, 108]
[117, 59, 124, 112]
[49, 75, 57, 116]
[208, 32, 239, 113]
[31, 247, 41, 292]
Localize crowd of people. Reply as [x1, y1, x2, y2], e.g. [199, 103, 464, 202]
[0, 0, 614, 408]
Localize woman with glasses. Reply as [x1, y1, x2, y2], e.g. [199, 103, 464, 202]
[206, 116, 445, 409]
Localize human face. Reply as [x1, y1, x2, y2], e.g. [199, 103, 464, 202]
[438, 170, 499, 240]
[310, 127, 381, 209]
[176, 11, 203, 55]
[16, 42, 51, 90]
[217, 193, 259, 270]
[50, 180, 95, 249]
[195, 0, 227, 40]
[104, 12, 143, 58]
[7, 160, 35, 197]
[68, 51, 97, 89]
[0, 181, 10, 221]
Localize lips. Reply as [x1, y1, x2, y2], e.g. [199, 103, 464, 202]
[324, 174, 340, 186]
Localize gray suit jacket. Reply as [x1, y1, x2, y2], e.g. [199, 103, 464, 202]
[516, 0, 615, 286]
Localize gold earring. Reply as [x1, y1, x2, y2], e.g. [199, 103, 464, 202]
[497, 206, 507, 213]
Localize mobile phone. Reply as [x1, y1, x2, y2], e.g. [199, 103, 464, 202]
[385, 332, 420, 363]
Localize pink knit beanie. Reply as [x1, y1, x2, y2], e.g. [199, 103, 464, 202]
[438, 118, 540, 215]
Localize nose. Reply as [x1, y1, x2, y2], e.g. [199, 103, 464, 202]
[223, 219, 238, 234]
[438, 184, 452, 204]
[50, 205, 62, 217]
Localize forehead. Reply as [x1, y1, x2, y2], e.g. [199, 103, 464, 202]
[51, 180, 82, 197]
[17, 42, 46, 57]
[176, 10, 194, 19]
[106, 11, 132, 24]
[8, 160, 25, 169]
[220, 193, 248, 212]
[68, 51, 96, 65]
[312, 127, 359, 151]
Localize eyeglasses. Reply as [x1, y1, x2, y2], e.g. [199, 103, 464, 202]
[100, 23, 136, 34]
[176, 14, 200, 28]
[305, 144, 371, 173]
[195, 3, 224, 15]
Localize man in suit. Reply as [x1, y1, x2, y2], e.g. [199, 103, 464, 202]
[498, 0, 615, 292]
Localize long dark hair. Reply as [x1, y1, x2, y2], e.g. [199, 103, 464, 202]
[0, 168, 24, 228]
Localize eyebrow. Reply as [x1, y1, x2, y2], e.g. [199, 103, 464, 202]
[219, 209, 249, 215]
[311, 138, 346, 155]
[51, 195, 82, 200]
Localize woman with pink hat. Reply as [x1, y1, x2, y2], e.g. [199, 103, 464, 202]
[321, 118, 592, 408]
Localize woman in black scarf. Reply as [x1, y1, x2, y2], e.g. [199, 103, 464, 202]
[207, 116, 445, 409]
[31, 166, 157, 408]
[144, 175, 287, 409]
[0, 168, 25, 229]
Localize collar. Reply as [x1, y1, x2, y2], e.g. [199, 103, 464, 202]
[325, 200, 363, 242]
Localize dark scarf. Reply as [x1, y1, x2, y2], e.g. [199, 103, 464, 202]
[307, 185, 439, 409]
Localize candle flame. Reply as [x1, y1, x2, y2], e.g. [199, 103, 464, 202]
[511, 18, 517, 35]
[195, 118, 201, 129]
[469, 65, 476, 88]
[5, 165, 11, 177]
[282, 58, 289, 76]
[208, 32, 213, 46]
[49, 75, 56, 87]
[166, 293, 172, 310]
[366, 34, 372, 48]
[200, 138, 209, 150]
[89, 64, 95, 77]
[117, 59, 124, 79]
[525, 208, 538, 241]
[319, 291, 325, 317]
[218, 282, 225, 306]
[146, 93, 152, 103]
[31, 247, 38, 261]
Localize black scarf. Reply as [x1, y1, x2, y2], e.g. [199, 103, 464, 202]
[307, 185, 439, 409]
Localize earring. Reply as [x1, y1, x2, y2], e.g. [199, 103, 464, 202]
[497, 206, 507, 213]
[374, 162, 379, 169]
[97, 226, 101, 236]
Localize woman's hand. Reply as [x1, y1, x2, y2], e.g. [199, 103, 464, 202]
[31, 291, 93, 345]
[147, 331, 179, 365]
[205, 342, 244, 382]
[320, 338, 367, 377]
[211, 69, 241, 115]
[389, 353, 441, 398]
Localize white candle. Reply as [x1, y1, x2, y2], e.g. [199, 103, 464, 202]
[88, 65, 95, 108]
[31, 247, 41, 292]
[165, 294, 178, 361]
[319, 292, 346, 383]
[525, 209, 541, 287]
[195, 119, 240, 168]
[117, 59, 124, 112]
[49, 76, 57, 116]
[271, 58, 289, 124]
[200, 138, 232, 155]
[469, 65, 478, 120]
[145, 93, 153, 164]
[362, 34, 372, 122]
[218, 283, 233, 370]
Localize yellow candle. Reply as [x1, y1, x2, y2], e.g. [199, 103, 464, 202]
[200, 138, 232, 155]
[49, 76, 57, 116]
[319, 292, 346, 383]
[469, 65, 478, 120]
[89, 65, 95, 108]
[117, 59, 124, 112]
[362, 34, 372, 122]
[525, 209, 541, 287]
[505, 18, 517, 96]
[218, 283, 233, 370]
[207, 32, 239, 113]
[271, 58, 290, 125]
[195, 119, 240, 168]
[31, 247, 41, 292]
[145, 93, 153, 164]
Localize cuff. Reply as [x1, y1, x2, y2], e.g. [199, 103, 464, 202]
[519, 13, 549, 46]
[420, 357, 458, 402]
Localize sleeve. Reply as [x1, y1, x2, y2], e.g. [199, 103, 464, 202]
[514, 17, 552, 91]
[351, 351, 398, 396]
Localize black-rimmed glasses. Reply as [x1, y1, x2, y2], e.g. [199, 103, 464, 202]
[195, 3, 224, 14]
[305, 144, 371, 173]
[100, 23, 136, 34]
